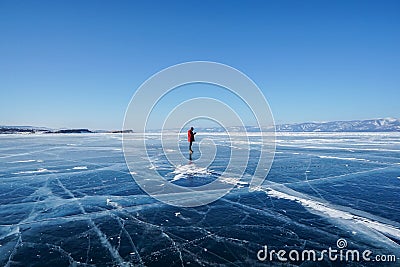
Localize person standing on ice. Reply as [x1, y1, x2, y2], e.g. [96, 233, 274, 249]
[188, 127, 196, 155]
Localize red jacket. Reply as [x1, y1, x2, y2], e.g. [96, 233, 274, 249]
[188, 130, 195, 142]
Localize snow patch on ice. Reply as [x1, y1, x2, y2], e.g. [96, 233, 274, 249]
[9, 159, 36, 163]
[12, 168, 51, 174]
[72, 166, 88, 170]
[171, 164, 212, 182]
[219, 177, 248, 187]
[8, 159, 43, 163]
[318, 155, 368, 161]
[264, 188, 400, 240]
[106, 198, 122, 209]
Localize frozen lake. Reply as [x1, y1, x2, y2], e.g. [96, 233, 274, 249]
[0, 132, 400, 266]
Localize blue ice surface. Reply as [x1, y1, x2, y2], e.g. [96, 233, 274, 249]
[0, 132, 400, 266]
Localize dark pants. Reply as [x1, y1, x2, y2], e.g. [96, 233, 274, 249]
[189, 141, 193, 151]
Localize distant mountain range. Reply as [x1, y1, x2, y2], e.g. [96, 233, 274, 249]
[193, 118, 400, 133]
[1, 118, 399, 134]
[275, 118, 400, 132]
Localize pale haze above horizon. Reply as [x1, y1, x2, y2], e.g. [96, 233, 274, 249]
[1, 1, 399, 130]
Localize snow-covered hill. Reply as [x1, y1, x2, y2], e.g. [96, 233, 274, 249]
[276, 118, 400, 132]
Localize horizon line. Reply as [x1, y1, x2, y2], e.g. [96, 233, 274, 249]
[1, 117, 399, 132]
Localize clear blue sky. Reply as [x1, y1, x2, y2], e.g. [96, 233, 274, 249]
[1, 0, 399, 130]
